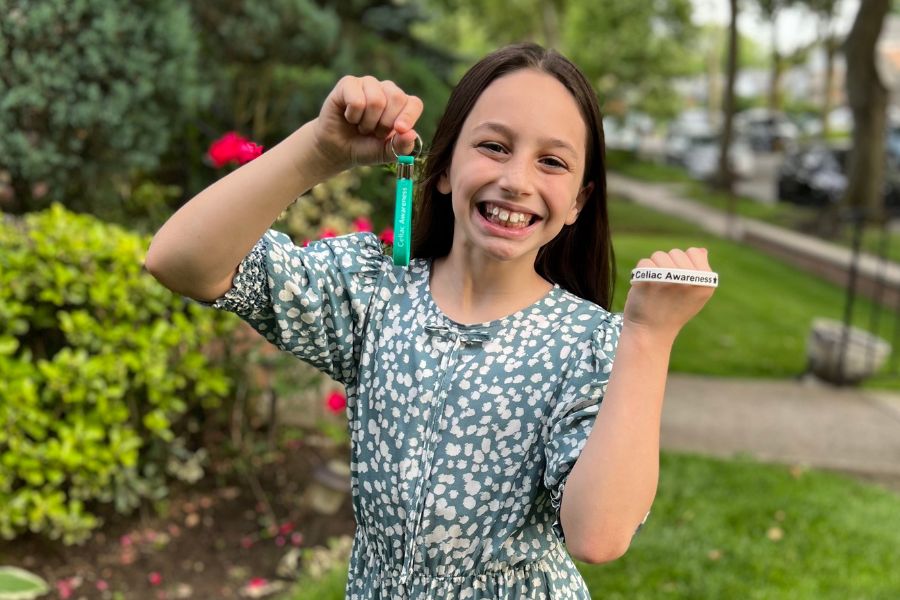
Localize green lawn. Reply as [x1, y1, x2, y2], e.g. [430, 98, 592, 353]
[283, 452, 900, 600]
[608, 198, 900, 388]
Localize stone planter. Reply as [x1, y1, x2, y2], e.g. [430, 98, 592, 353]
[806, 318, 891, 384]
[302, 460, 351, 515]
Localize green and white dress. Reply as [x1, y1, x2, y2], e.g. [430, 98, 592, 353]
[207, 230, 624, 599]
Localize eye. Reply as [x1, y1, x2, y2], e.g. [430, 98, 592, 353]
[477, 141, 507, 154]
[540, 156, 569, 170]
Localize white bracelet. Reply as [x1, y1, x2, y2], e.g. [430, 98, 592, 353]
[631, 268, 719, 288]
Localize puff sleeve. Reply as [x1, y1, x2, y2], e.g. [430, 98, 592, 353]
[204, 230, 386, 385]
[543, 313, 622, 543]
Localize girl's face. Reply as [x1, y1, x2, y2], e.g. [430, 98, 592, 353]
[438, 68, 591, 266]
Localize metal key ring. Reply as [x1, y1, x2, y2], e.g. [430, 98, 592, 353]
[390, 132, 424, 159]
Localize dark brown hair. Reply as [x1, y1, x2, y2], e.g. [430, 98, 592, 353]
[411, 43, 615, 309]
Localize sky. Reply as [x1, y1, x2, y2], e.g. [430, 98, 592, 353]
[690, 0, 861, 53]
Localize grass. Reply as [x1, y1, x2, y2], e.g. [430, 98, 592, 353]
[608, 197, 900, 387]
[281, 452, 900, 600]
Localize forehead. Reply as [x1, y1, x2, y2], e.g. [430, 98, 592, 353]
[462, 69, 587, 153]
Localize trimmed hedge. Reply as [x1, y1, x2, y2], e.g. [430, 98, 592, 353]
[0, 0, 207, 214]
[0, 205, 237, 544]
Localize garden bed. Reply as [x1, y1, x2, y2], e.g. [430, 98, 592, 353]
[0, 431, 356, 600]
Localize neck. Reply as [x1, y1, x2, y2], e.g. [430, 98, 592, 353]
[430, 247, 552, 325]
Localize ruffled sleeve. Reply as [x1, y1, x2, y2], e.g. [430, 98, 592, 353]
[543, 312, 623, 543]
[204, 230, 386, 385]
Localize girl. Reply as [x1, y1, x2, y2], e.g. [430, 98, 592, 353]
[145, 43, 715, 599]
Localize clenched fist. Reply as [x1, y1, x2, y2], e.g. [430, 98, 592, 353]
[312, 75, 424, 171]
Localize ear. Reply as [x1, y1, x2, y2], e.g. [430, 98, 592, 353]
[437, 172, 451, 195]
[565, 182, 594, 225]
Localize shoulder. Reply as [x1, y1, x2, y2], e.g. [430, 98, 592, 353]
[550, 287, 622, 333]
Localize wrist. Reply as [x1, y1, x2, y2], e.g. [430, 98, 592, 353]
[620, 318, 679, 350]
[288, 120, 348, 183]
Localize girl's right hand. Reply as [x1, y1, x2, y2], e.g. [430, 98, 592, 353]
[312, 76, 424, 172]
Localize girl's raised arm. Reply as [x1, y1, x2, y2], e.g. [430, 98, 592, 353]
[144, 76, 422, 302]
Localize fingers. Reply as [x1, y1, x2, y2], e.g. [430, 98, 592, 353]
[640, 247, 710, 270]
[337, 76, 422, 139]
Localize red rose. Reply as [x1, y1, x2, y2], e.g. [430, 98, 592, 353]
[325, 391, 346, 413]
[207, 132, 264, 168]
[352, 217, 373, 232]
[379, 227, 394, 244]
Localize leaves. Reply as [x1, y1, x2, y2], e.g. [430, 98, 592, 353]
[0, 566, 50, 600]
[0, 206, 238, 544]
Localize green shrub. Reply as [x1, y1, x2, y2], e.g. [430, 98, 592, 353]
[0, 0, 208, 215]
[0, 204, 238, 544]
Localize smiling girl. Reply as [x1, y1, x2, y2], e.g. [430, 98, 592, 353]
[145, 43, 715, 599]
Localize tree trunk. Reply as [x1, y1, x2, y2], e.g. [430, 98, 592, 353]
[768, 8, 783, 112]
[842, 0, 889, 223]
[714, 0, 739, 196]
[541, 0, 561, 49]
[822, 34, 837, 138]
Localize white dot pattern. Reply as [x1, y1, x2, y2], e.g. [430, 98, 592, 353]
[209, 231, 623, 599]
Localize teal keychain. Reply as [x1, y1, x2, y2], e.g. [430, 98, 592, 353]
[390, 133, 423, 267]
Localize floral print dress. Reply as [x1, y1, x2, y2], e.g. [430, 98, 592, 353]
[207, 230, 623, 599]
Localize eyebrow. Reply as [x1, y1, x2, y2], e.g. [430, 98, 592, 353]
[472, 121, 579, 157]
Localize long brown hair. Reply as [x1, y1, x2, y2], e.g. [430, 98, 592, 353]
[411, 43, 615, 309]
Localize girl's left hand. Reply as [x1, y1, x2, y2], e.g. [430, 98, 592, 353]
[622, 247, 716, 342]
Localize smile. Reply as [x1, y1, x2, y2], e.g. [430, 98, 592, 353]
[476, 201, 540, 229]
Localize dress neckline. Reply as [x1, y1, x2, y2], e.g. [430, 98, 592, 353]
[418, 257, 561, 331]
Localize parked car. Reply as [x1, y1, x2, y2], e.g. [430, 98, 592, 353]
[777, 145, 900, 213]
[735, 109, 799, 152]
[682, 134, 755, 181]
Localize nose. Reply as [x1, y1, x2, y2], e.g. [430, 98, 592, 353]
[498, 155, 534, 197]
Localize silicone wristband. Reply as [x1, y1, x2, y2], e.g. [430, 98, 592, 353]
[631, 268, 719, 288]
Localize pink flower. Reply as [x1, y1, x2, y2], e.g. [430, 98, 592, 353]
[56, 579, 73, 599]
[96, 580, 109, 591]
[278, 521, 294, 535]
[291, 532, 304, 546]
[326, 390, 346, 413]
[248, 578, 268, 589]
[319, 228, 337, 239]
[379, 228, 394, 244]
[148, 572, 162, 586]
[240, 536, 255, 549]
[207, 132, 264, 168]
[352, 217, 373, 232]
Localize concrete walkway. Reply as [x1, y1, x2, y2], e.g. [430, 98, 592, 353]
[661, 374, 900, 492]
[605, 173, 900, 493]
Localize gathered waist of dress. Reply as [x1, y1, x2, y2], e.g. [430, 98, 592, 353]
[352, 527, 568, 582]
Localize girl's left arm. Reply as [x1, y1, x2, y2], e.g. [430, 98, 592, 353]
[560, 247, 716, 564]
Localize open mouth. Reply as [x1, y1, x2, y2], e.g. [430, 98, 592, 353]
[476, 201, 540, 230]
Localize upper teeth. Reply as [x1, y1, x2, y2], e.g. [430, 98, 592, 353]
[488, 203, 530, 223]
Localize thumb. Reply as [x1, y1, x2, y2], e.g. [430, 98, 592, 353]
[385, 130, 420, 160]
